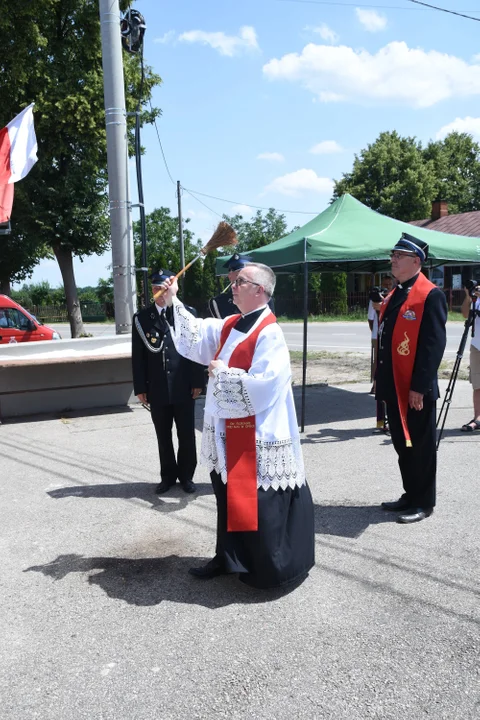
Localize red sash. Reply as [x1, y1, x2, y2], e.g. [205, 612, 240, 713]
[379, 273, 435, 447]
[214, 311, 277, 531]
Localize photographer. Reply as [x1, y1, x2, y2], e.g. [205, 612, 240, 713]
[460, 282, 480, 432]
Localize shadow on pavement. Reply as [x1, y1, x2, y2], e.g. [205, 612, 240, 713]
[293, 384, 375, 425]
[2, 404, 135, 425]
[303, 427, 391, 444]
[24, 553, 307, 608]
[47, 481, 213, 511]
[314, 503, 393, 539]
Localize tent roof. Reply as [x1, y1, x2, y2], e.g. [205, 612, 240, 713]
[216, 194, 480, 274]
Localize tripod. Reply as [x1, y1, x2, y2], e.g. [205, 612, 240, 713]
[436, 294, 478, 448]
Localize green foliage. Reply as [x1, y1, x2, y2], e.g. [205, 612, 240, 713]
[11, 281, 109, 308]
[320, 272, 348, 314]
[202, 252, 217, 301]
[333, 131, 436, 221]
[78, 287, 99, 303]
[0, 0, 161, 285]
[96, 276, 114, 304]
[133, 207, 202, 303]
[423, 132, 480, 214]
[222, 209, 288, 253]
[333, 129, 480, 223]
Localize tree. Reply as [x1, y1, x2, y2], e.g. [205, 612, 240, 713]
[333, 131, 437, 221]
[96, 276, 114, 305]
[202, 252, 218, 303]
[0, 0, 161, 336]
[222, 208, 288, 252]
[133, 207, 201, 305]
[320, 272, 347, 314]
[423, 132, 480, 214]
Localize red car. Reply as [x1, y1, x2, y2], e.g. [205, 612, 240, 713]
[0, 295, 61, 344]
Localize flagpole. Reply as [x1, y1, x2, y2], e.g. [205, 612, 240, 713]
[99, 0, 136, 334]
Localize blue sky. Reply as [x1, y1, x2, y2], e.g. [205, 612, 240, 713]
[23, 0, 480, 287]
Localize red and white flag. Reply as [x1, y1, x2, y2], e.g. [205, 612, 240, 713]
[0, 103, 38, 223]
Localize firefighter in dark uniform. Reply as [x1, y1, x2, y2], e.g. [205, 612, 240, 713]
[376, 233, 447, 524]
[209, 253, 275, 318]
[132, 269, 205, 494]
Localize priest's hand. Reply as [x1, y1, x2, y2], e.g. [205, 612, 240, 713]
[409, 390, 424, 411]
[160, 277, 179, 306]
[208, 359, 227, 378]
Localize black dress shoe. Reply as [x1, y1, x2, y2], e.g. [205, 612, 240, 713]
[180, 480, 196, 494]
[188, 557, 227, 579]
[381, 498, 410, 511]
[155, 480, 174, 495]
[397, 508, 433, 524]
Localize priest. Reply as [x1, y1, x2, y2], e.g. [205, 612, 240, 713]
[161, 262, 315, 589]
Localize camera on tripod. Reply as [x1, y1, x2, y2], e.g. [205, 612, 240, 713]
[466, 279, 480, 298]
[369, 286, 387, 303]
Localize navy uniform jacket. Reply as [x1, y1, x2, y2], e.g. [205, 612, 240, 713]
[375, 275, 447, 404]
[132, 303, 205, 406]
[208, 287, 276, 319]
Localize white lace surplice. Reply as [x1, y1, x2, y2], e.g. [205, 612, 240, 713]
[169, 298, 306, 491]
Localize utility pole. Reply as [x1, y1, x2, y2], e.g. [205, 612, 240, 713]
[177, 181, 185, 295]
[99, 0, 137, 333]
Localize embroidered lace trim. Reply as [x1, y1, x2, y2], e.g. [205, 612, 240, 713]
[201, 422, 306, 491]
[212, 368, 255, 417]
[172, 302, 200, 356]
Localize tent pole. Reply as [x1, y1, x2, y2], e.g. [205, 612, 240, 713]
[301, 238, 308, 433]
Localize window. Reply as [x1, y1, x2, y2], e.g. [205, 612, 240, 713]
[3, 308, 32, 330]
[431, 266, 444, 289]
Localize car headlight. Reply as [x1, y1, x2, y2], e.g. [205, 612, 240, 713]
[52, 331, 62, 340]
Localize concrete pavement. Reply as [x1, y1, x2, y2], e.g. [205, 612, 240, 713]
[1, 380, 479, 719]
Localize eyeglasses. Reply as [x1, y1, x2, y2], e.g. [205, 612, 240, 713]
[233, 277, 261, 288]
[390, 251, 416, 260]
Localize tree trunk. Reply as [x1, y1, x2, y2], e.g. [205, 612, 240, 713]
[0, 278, 12, 296]
[53, 245, 85, 338]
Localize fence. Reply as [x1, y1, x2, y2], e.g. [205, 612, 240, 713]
[29, 302, 107, 324]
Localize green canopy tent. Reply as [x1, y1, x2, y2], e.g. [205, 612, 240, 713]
[216, 194, 480, 429]
[217, 194, 480, 274]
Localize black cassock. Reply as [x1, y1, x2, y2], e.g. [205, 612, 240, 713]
[375, 275, 447, 509]
[132, 303, 205, 486]
[207, 309, 314, 590]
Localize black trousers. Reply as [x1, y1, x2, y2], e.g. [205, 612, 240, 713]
[150, 400, 197, 485]
[386, 398, 437, 509]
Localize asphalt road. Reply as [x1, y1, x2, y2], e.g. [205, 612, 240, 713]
[1, 381, 479, 719]
[51, 320, 466, 356]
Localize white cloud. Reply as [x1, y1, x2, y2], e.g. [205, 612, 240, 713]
[154, 31, 175, 44]
[310, 140, 344, 154]
[308, 24, 339, 44]
[179, 26, 259, 56]
[265, 169, 333, 197]
[263, 41, 480, 108]
[232, 204, 254, 215]
[257, 152, 285, 162]
[436, 116, 480, 140]
[356, 9, 387, 32]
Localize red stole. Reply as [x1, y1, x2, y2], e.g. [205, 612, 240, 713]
[379, 273, 435, 447]
[214, 310, 277, 531]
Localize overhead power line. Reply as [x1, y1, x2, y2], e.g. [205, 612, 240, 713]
[182, 187, 319, 216]
[404, 0, 480, 21]
[148, 112, 321, 217]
